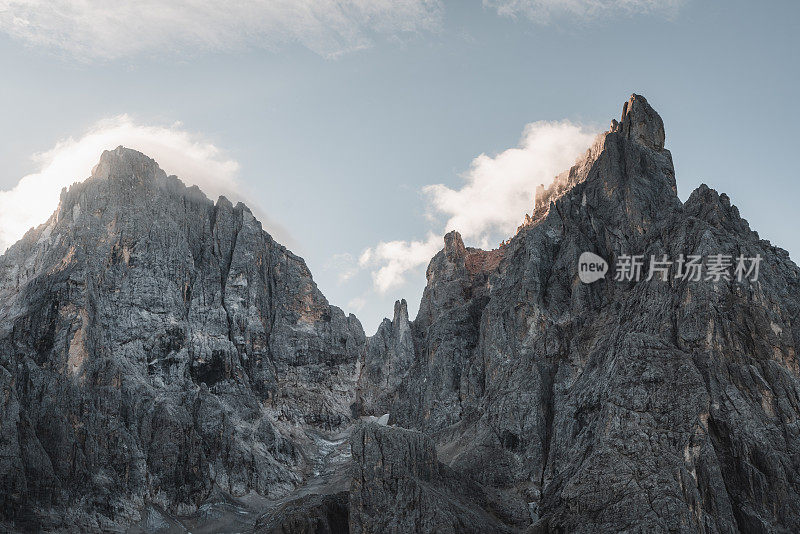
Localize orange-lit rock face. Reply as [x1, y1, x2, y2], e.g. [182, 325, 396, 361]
[465, 248, 503, 276]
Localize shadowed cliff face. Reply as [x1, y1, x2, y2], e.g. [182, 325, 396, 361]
[1, 95, 800, 533]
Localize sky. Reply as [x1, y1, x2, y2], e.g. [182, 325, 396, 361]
[1, 0, 798, 334]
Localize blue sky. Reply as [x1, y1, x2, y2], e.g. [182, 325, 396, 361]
[1, 0, 798, 333]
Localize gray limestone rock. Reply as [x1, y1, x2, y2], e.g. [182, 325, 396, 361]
[354, 299, 414, 417]
[253, 491, 349, 534]
[349, 422, 517, 533]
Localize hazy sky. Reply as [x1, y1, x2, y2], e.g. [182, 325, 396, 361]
[1, 0, 798, 333]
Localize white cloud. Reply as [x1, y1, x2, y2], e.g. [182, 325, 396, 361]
[358, 120, 597, 292]
[359, 233, 442, 293]
[485, 0, 685, 22]
[0, 0, 442, 61]
[0, 115, 241, 252]
[425, 120, 597, 246]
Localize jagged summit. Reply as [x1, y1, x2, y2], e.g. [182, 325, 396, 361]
[83, 145, 175, 200]
[83, 145, 227, 207]
[524, 93, 677, 240]
[93, 145, 159, 174]
[1, 145, 258, 266]
[68, 146, 241, 220]
[611, 93, 666, 150]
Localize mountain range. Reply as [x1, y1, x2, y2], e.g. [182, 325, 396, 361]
[1, 95, 799, 533]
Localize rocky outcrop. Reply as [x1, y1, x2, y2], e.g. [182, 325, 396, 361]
[349, 422, 521, 533]
[253, 491, 349, 534]
[388, 230, 503, 433]
[354, 299, 414, 417]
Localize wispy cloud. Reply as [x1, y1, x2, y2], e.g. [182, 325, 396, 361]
[0, 0, 442, 61]
[485, 0, 686, 23]
[0, 115, 242, 252]
[358, 120, 598, 293]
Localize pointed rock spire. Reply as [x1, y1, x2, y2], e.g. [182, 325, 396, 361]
[618, 94, 666, 150]
[443, 230, 466, 263]
[393, 298, 409, 327]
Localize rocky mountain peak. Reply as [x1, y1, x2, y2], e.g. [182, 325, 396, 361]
[0, 146, 368, 530]
[443, 230, 466, 261]
[90, 145, 166, 186]
[392, 298, 409, 326]
[530, 94, 674, 225]
[612, 93, 666, 150]
[78, 146, 249, 225]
